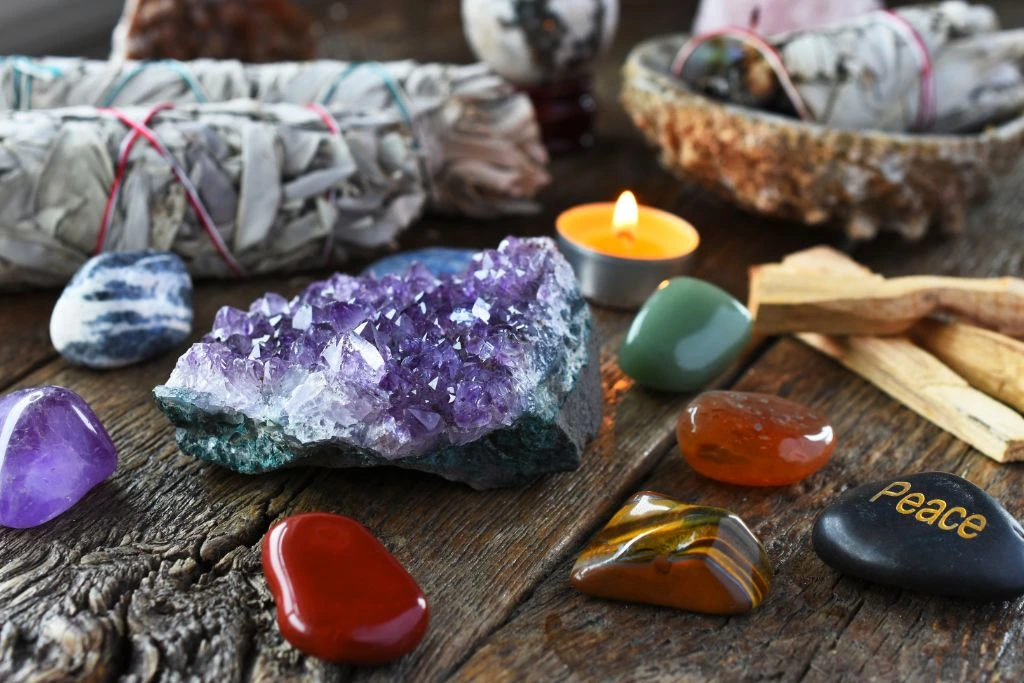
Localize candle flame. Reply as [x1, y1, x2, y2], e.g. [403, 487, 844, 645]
[612, 191, 639, 241]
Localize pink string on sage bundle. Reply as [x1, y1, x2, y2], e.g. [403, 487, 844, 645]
[95, 103, 245, 277]
[878, 9, 937, 132]
[672, 9, 938, 132]
[307, 102, 342, 266]
[670, 26, 813, 122]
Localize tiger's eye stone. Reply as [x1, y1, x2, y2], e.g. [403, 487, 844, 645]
[570, 491, 772, 614]
[678, 391, 836, 487]
[618, 277, 752, 393]
[262, 513, 429, 663]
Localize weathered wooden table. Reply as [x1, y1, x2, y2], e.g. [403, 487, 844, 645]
[3, 1, 1024, 680]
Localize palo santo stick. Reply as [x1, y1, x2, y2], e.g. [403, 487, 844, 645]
[911, 320, 1024, 414]
[774, 247, 1024, 413]
[798, 334, 1024, 463]
[749, 259, 1024, 337]
[778, 245, 873, 276]
[769, 247, 1024, 462]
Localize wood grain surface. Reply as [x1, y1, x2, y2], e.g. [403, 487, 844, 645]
[451, 339, 1024, 683]
[2, 1, 1023, 682]
[0, 291, 58, 389]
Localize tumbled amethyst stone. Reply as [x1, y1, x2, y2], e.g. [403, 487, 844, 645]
[154, 237, 601, 489]
[0, 386, 117, 528]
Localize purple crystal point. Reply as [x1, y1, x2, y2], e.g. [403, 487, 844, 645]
[0, 386, 117, 528]
[155, 237, 602, 488]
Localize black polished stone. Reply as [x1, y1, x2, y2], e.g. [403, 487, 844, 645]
[813, 472, 1024, 600]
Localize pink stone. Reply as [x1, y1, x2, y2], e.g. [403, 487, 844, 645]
[693, 0, 882, 37]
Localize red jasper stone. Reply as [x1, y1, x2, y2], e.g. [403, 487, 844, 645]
[261, 513, 429, 664]
[678, 391, 835, 487]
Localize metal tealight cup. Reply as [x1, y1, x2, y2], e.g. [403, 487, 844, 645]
[556, 203, 699, 310]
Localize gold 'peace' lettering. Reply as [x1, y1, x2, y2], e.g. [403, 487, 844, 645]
[869, 481, 987, 540]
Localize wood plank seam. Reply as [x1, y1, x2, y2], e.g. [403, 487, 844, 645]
[0, 353, 59, 394]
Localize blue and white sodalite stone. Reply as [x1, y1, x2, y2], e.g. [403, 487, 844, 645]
[50, 251, 193, 369]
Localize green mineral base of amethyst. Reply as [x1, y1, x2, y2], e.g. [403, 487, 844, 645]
[155, 330, 600, 490]
[618, 277, 752, 393]
[153, 237, 603, 489]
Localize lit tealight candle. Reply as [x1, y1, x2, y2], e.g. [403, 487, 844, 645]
[556, 191, 700, 308]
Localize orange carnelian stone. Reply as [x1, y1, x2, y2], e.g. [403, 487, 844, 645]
[678, 391, 835, 486]
[262, 513, 429, 664]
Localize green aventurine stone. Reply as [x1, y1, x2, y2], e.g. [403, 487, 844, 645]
[619, 277, 752, 393]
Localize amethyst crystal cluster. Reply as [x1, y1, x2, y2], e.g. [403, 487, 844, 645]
[154, 237, 601, 488]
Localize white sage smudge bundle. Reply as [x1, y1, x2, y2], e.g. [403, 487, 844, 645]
[676, 1, 1024, 133]
[0, 59, 549, 288]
